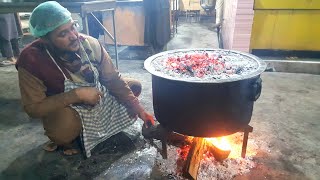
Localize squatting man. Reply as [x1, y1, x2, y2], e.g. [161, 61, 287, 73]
[16, 1, 155, 156]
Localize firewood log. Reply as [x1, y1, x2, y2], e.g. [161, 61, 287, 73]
[207, 143, 231, 161]
[183, 137, 206, 180]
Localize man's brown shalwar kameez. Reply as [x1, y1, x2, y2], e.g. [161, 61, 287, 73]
[17, 34, 143, 146]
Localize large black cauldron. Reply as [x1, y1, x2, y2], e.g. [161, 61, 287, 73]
[144, 49, 267, 137]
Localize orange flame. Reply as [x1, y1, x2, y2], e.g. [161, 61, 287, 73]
[177, 133, 257, 160]
[205, 137, 231, 151]
[204, 133, 257, 159]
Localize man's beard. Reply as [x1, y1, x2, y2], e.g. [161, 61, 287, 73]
[53, 39, 80, 55]
[68, 39, 79, 50]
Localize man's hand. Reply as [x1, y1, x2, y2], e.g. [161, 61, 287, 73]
[74, 87, 103, 105]
[138, 110, 155, 128]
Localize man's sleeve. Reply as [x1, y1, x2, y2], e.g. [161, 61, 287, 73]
[18, 67, 81, 118]
[97, 45, 144, 115]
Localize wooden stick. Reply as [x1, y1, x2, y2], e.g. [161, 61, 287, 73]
[183, 137, 206, 180]
[207, 144, 231, 161]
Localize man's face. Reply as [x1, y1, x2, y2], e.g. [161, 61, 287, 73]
[47, 21, 80, 52]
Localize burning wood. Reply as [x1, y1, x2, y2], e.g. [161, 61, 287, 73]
[156, 132, 259, 180]
[206, 137, 231, 162]
[183, 137, 232, 179]
[145, 124, 257, 179]
[183, 138, 206, 179]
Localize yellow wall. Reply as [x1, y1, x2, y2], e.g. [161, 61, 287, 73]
[254, 0, 320, 10]
[250, 0, 320, 51]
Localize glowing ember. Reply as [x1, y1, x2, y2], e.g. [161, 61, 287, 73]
[165, 53, 226, 78]
[149, 50, 261, 81]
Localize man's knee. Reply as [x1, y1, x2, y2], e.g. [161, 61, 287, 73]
[124, 78, 142, 97]
[43, 107, 82, 145]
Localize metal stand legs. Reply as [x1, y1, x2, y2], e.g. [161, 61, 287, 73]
[241, 125, 253, 158]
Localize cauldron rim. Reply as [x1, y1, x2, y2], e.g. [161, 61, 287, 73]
[144, 48, 267, 83]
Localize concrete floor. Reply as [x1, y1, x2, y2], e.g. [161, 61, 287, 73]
[0, 21, 319, 180]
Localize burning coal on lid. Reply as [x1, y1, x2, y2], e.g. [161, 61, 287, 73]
[149, 49, 262, 82]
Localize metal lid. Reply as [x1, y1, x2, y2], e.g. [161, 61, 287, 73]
[144, 48, 267, 83]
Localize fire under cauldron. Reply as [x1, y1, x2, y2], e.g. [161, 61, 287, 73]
[144, 49, 267, 138]
[144, 49, 266, 177]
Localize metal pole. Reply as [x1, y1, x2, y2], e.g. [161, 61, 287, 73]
[111, 10, 119, 69]
[175, 0, 178, 33]
[162, 136, 168, 159]
[241, 125, 253, 158]
[172, 0, 175, 35]
[90, 12, 114, 42]
[82, 15, 89, 35]
[241, 131, 249, 158]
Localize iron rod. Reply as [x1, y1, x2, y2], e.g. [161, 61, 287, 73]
[111, 10, 119, 69]
[175, 0, 178, 33]
[82, 15, 89, 34]
[89, 12, 118, 69]
[162, 137, 168, 159]
[89, 12, 114, 41]
[241, 125, 253, 158]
